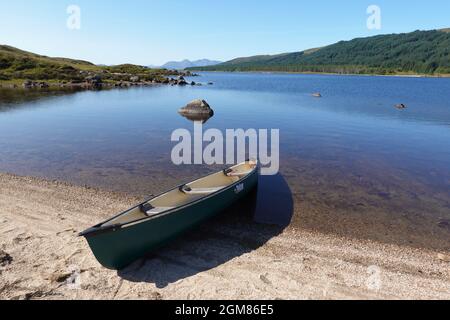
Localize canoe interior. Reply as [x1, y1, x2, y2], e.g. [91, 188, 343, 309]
[103, 161, 257, 227]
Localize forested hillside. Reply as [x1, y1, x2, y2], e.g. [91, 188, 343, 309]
[191, 30, 450, 75]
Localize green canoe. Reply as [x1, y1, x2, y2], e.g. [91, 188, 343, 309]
[80, 160, 259, 270]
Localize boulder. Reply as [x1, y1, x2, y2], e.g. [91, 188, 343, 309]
[178, 80, 188, 86]
[130, 76, 140, 82]
[85, 74, 103, 88]
[179, 99, 214, 117]
[22, 80, 33, 88]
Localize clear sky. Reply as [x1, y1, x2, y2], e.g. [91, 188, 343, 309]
[1, 0, 449, 66]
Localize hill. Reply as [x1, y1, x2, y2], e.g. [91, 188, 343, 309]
[160, 59, 222, 70]
[0, 45, 178, 84]
[189, 29, 450, 76]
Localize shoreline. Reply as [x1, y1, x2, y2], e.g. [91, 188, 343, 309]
[0, 73, 200, 90]
[1, 171, 449, 300]
[190, 70, 450, 79]
[2, 70, 450, 91]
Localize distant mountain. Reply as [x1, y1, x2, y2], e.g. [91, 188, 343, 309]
[160, 59, 222, 70]
[189, 29, 450, 76]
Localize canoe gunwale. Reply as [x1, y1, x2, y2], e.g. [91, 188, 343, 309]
[79, 162, 258, 238]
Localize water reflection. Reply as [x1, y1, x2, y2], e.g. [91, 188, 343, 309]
[179, 112, 214, 124]
[253, 174, 294, 226]
[0, 87, 83, 112]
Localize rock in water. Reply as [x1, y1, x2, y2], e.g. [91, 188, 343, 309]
[312, 93, 322, 98]
[395, 103, 407, 109]
[22, 80, 33, 88]
[179, 99, 214, 117]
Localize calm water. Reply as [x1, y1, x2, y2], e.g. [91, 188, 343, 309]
[1, 73, 449, 249]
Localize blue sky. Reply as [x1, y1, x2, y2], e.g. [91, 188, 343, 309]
[1, 0, 449, 65]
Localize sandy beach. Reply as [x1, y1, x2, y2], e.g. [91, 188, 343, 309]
[0, 172, 449, 300]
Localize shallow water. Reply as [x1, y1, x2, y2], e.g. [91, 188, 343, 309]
[0, 73, 449, 249]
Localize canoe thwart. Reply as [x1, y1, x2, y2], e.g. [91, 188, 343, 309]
[225, 170, 254, 177]
[223, 168, 233, 176]
[179, 185, 227, 195]
[140, 203, 173, 216]
[140, 203, 154, 213]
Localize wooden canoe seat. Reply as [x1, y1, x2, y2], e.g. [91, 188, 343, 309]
[224, 169, 254, 177]
[146, 207, 175, 215]
[180, 185, 227, 195]
[140, 203, 174, 216]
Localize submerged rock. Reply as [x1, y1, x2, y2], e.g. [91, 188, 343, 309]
[179, 99, 214, 117]
[438, 219, 450, 231]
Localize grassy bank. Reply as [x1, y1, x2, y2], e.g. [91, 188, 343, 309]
[0, 45, 190, 89]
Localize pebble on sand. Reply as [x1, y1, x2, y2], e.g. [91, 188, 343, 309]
[0, 250, 13, 266]
[437, 253, 450, 263]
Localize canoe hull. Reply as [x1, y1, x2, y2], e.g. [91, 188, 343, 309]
[84, 169, 258, 270]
